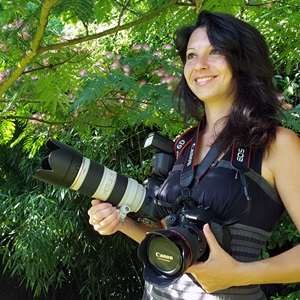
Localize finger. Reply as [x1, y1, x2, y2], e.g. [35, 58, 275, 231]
[91, 199, 101, 206]
[93, 205, 117, 222]
[94, 210, 120, 235]
[202, 223, 219, 250]
[87, 202, 113, 218]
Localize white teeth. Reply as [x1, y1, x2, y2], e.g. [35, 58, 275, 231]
[196, 77, 214, 83]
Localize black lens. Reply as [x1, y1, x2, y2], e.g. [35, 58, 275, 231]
[147, 236, 182, 275]
[138, 225, 208, 286]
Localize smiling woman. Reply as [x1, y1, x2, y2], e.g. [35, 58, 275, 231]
[184, 28, 234, 108]
[87, 10, 300, 300]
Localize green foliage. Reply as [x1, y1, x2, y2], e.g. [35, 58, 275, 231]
[271, 290, 300, 300]
[261, 211, 300, 299]
[242, 0, 300, 130]
[53, 0, 95, 24]
[0, 0, 300, 299]
[0, 127, 150, 299]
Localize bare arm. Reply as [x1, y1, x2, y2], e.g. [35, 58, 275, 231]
[239, 127, 300, 284]
[88, 199, 162, 243]
[188, 127, 300, 292]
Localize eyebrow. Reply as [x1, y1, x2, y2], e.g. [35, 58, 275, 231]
[186, 44, 215, 51]
[186, 47, 196, 51]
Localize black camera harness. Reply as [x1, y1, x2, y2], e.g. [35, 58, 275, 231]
[171, 121, 282, 227]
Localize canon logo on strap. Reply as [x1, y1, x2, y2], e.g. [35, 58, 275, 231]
[236, 148, 245, 162]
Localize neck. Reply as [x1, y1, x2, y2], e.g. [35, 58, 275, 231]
[203, 104, 230, 137]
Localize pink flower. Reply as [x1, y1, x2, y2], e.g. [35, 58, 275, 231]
[162, 44, 172, 50]
[79, 68, 86, 77]
[160, 75, 179, 84]
[132, 44, 143, 51]
[105, 52, 114, 58]
[153, 68, 166, 76]
[0, 72, 6, 83]
[22, 31, 30, 41]
[111, 60, 121, 69]
[95, 59, 103, 67]
[138, 80, 147, 87]
[29, 113, 45, 124]
[281, 102, 294, 110]
[123, 65, 131, 74]
[277, 93, 285, 100]
[14, 19, 24, 28]
[153, 51, 163, 58]
[143, 45, 151, 51]
[16, 19, 24, 27]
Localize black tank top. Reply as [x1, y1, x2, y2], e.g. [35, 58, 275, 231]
[157, 140, 284, 232]
[143, 130, 285, 300]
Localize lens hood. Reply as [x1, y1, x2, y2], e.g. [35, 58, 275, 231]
[138, 230, 186, 286]
[33, 138, 83, 188]
[138, 225, 207, 286]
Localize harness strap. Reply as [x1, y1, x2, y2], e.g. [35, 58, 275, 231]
[215, 160, 282, 207]
[174, 126, 197, 159]
[194, 144, 221, 181]
[174, 128, 282, 220]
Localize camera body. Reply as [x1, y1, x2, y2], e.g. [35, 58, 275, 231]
[34, 133, 230, 287]
[138, 201, 230, 286]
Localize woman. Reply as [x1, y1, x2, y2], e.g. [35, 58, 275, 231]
[88, 11, 300, 300]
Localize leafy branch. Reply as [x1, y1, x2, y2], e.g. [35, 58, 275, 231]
[0, 0, 59, 98]
[0, 114, 68, 126]
[245, 0, 282, 6]
[36, 0, 178, 53]
[23, 52, 87, 74]
[0, 0, 178, 98]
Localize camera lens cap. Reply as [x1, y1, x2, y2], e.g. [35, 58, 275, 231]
[147, 236, 182, 275]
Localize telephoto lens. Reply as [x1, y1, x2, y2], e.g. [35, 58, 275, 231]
[34, 138, 146, 217]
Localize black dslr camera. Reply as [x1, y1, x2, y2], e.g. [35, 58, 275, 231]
[138, 195, 231, 286]
[34, 133, 230, 287]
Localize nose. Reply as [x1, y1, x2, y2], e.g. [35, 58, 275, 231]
[194, 56, 209, 70]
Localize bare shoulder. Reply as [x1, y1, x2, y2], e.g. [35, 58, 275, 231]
[265, 126, 299, 168]
[262, 126, 300, 190]
[269, 126, 300, 162]
[274, 126, 299, 146]
[265, 126, 300, 231]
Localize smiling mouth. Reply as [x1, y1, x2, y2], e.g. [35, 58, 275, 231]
[196, 76, 216, 83]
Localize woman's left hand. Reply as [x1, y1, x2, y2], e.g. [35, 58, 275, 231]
[187, 223, 241, 293]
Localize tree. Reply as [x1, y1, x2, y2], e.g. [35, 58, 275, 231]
[0, 0, 299, 299]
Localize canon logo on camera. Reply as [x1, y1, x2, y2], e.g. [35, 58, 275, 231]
[155, 252, 174, 261]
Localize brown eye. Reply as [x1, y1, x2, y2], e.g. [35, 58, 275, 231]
[210, 49, 221, 55]
[186, 52, 196, 60]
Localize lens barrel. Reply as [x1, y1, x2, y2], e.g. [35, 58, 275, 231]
[34, 138, 146, 213]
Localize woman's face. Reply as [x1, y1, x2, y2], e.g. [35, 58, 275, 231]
[184, 28, 235, 106]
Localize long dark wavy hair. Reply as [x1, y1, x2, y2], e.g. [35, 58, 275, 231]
[173, 10, 281, 150]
